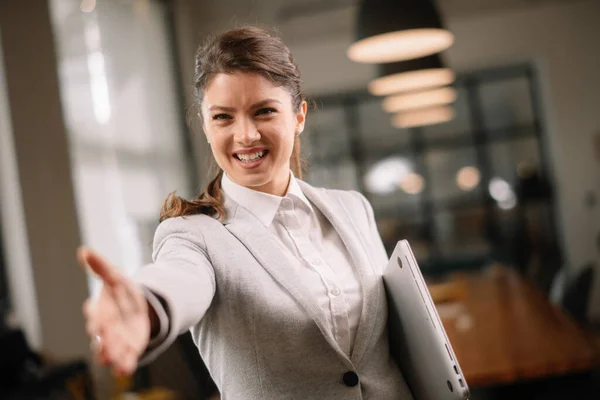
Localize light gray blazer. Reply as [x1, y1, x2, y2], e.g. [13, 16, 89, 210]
[134, 180, 413, 399]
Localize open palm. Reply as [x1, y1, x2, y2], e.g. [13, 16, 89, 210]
[78, 247, 150, 376]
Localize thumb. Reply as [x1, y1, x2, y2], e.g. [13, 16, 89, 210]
[77, 246, 122, 287]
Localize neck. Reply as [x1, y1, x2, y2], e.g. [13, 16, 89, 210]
[251, 169, 291, 197]
[227, 168, 292, 197]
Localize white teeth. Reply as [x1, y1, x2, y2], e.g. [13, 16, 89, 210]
[237, 151, 265, 162]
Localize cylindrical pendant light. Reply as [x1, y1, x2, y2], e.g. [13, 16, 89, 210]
[392, 105, 455, 128]
[369, 55, 456, 96]
[382, 87, 457, 113]
[348, 0, 454, 64]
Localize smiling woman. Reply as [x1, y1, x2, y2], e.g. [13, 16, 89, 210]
[160, 26, 307, 222]
[78, 25, 414, 400]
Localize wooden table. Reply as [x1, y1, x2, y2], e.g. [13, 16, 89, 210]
[429, 266, 600, 387]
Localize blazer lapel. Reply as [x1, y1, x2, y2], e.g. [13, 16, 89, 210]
[299, 181, 384, 367]
[222, 198, 349, 362]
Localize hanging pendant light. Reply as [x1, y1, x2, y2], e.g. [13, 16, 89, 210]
[348, 0, 454, 64]
[382, 86, 457, 113]
[392, 105, 455, 128]
[369, 54, 456, 96]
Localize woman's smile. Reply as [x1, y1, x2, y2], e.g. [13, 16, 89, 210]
[233, 148, 270, 169]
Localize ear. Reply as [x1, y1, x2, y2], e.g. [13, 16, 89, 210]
[295, 101, 308, 134]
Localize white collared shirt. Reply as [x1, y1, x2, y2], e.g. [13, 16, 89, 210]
[221, 172, 363, 356]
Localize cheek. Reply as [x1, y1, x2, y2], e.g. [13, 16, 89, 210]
[270, 129, 295, 160]
[270, 120, 296, 150]
[207, 131, 231, 161]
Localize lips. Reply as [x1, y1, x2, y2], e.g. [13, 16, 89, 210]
[234, 150, 267, 162]
[233, 148, 269, 161]
[232, 148, 269, 169]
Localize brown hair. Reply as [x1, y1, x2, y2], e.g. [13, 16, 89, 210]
[160, 26, 306, 223]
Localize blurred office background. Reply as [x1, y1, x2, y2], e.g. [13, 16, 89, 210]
[1, 0, 599, 399]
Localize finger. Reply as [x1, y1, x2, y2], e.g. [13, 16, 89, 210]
[90, 329, 111, 366]
[86, 320, 98, 338]
[111, 322, 142, 356]
[84, 300, 102, 341]
[90, 334, 102, 354]
[78, 247, 122, 287]
[82, 298, 93, 317]
[94, 347, 110, 366]
[103, 336, 125, 370]
[112, 322, 147, 373]
[105, 325, 131, 367]
[97, 339, 111, 366]
[115, 348, 138, 377]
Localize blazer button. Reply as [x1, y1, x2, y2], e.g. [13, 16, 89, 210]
[342, 371, 359, 387]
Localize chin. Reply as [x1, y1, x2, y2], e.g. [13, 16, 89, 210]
[231, 171, 271, 188]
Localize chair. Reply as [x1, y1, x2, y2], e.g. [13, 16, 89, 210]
[550, 263, 596, 323]
[0, 328, 95, 400]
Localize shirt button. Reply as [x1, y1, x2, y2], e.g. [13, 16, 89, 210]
[331, 287, 341, 296]
[342, 371, 359, 387]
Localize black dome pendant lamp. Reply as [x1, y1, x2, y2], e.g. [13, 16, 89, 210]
[348, 0, 454, 64]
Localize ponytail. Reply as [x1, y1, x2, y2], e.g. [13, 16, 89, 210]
[159, 169, 225, 223]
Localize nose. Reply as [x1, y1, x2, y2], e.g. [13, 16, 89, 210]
[234, 118, 261, 145]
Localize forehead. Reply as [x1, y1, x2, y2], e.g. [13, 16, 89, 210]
[203, 72, 291, 108]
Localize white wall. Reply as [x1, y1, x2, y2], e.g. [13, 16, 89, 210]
[0, 1, 90, 359]
[0, 30, 42, 350]
[173, 0, 600, 319]
[49, 0, 194, 293]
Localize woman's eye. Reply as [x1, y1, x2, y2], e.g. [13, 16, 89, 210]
[213, 113, 231, 120]
[256, 108, 277, 116]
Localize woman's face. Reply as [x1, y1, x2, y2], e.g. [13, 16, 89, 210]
[201, 72, 307, 196]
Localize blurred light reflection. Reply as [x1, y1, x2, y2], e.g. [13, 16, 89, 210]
[365, 156, 412, 194]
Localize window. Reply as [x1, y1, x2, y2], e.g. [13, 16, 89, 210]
[50, 0, 194, 292]
[306, 65, 558, 274]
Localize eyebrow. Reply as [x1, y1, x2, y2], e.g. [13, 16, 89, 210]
[208, 98, 283, 112]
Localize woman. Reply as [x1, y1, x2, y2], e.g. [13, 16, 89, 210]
[79, 26, 413, 399]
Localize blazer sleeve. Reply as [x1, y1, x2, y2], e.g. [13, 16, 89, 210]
[355, 191, 389, 274]
[134, 216, 216, 364]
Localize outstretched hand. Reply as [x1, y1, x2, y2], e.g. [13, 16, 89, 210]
[78, 247, 150, 376]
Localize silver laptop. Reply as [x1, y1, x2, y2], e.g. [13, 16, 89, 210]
[383, 240, 470, 400]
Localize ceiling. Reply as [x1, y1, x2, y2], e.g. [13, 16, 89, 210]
[437, 0, 579, 17]
[277, 0, 580, 21]
[275, 0, 582, 45]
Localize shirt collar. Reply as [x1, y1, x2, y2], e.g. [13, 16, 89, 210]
[221, 171, 313, 227]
